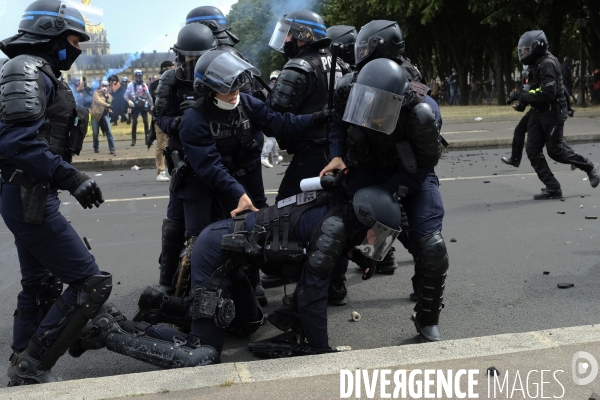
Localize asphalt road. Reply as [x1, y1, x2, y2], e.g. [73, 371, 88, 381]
[1, 142, 600, 386]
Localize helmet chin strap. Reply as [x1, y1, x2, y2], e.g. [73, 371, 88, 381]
[213, 94, 239, 110]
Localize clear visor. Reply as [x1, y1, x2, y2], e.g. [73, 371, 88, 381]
[197, 52, 261, 94]
[356, 222, 401, 261]
[64, 0, 103, 26]
[269, 18, 292, 53]
[342, 83, 404, 134]
[355, 35, 382, 65]
[176, 55, 201, 81]
[518, 46, 531, 60]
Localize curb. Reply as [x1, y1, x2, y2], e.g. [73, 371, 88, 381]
[72, 157, 157, 171]
[2, 324, 600, 400]
[446, 133, 600, 151]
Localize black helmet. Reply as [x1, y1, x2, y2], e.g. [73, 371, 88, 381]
[353, 186, 402, 261]
[160, 60, 174, 73]
[18, 0, 91, 41]
[186, 6, 228, 31]
[186, 6, 239, 47]
[173, 23, 218, 81]
[193, 49, 260, 94]
[327, 25, 357, 65]
[269, 10, 330, 54]
[517, 30, 548, 65]
[355, 20, 405, 68]
[343, 58, 410, 134]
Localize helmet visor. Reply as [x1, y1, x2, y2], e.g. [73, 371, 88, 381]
[269, 18, 292, 53]
[356, 222, 401, 261]
[355, 35, 382, 65]
[176, 55, 201, 81]
[63, 0, 103, 26]
[197, 52, 260, 94]
[518, 46, 531, 61]
[342, 83, 403, 134]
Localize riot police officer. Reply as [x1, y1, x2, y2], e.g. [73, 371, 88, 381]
[326, 25, 357, 74]
[507, 30, 599, 199]
[267, 10, 340, 202]
[322, 58, 448, 343]
[0, 0, 112, 385]
[71, 183, 403, 364]
[153, 22, 217, 295]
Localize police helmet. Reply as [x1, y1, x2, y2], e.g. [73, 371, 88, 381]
[343, 58, 410, 134]
[352, 186, 403, 261]
[173, 24, 218, 81]
[270, 70, 281, 81]
[327, 25, 357, 65]
[269, 10, 330, 53]
[517, 30, 548, 65]
[18, 0, 91, 42]
[193, 49, 260, 95]
[355, 20, 405, 68]
[160, 60, 174, 73]
[186, 6, 228, 31]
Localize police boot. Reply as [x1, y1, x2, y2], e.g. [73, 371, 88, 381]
[254, 283, 268, 307]
[376, 246, 397, 274]
[328, 281, 347, 306]
[6, 349, 57, 386]
[501, 156, 520, 168]
[69, 302, 125, 358]
[413, 232, 448, 342]
[227, 306, 266, 338]
[533, 188, 563, 200]
[158, 219, 186, 294]
[248, 331, 337, 359]
[132, 286, 190, 327]
[587, 164, 600, 188]
[260, 272, 292, 288]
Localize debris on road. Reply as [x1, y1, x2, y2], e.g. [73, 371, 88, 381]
[475, 117, 483, 121]
[543, 271, 550, 275]
[557, 211, 565, 214]
[450, 238, 457, 242]
[130, 165, 141, 171]
[580, 205, 584, 208]
[83, 237, 92, 250]
[351, 311, 361, 321]
[585, 216, 598, 220]
[557, 283, 574, 289]
[484, 181, 490, 183]
[336, 346, 352, 351]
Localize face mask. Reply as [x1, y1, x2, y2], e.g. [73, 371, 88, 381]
[213, 94, 239, 110]
[57, 41, 82, 71]
[101, 87, 108, 93]
[283, 39, 299, 59]
[136, 77, 143, 84]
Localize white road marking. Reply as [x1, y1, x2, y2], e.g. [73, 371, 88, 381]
[63, 171, 578, 204]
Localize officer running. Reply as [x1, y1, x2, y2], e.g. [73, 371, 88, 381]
[507, 30, 599, 199]
[0, 0, 111, 385]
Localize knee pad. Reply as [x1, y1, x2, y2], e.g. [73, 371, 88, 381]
[416, 231, 449, 278]
[308, 216, 347, 279]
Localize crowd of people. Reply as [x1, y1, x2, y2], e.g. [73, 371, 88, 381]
[0, 0, 598, 388]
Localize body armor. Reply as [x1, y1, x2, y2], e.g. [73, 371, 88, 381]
[0, 55, 87, 163]
[271, 48, 341, 152]
[192, 101, 259, 175]
[527, 53, 567, 111]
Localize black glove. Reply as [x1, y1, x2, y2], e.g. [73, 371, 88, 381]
[514, 102, 527, 112]
[179, 100, 195, 112]
[169, 116, 182, 133]
[568, 107, 575, 117]
[348, 248, 377, 280]
[311, 105, 331, 128]
[506, 91, 520, 105]
[69, 172, 104, 209]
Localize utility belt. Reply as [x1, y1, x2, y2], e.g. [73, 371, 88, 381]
[531, 99, 567, 113]
[1, 169, 49, 225]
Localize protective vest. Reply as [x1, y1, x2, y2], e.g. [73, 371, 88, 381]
[0, 55, 87, 163]
[192, 100, 259, 175]
[233, 190, 331, 280]
[529, 53, 567, 110]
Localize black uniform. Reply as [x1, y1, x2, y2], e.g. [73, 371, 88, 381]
[270, 47, 341, 201]
[521, 53, 597, 193]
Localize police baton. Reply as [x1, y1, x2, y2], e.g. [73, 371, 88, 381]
[254, 75, 272, 94]
[327, 43, 341, 143]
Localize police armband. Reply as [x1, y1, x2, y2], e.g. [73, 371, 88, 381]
[188, 286, 235, 328]
[0, 55, 48, 123]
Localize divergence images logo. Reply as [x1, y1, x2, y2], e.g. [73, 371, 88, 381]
[572, 351, 598, 386]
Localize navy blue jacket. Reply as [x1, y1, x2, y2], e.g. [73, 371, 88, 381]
[0, 57, 79, 191]
[179, 92, 314, 200]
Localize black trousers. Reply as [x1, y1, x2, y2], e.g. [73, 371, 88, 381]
[526, 109, 592, 190]
[276, 143, 328, 202]
[510, 110, 531, 162]
[131, 108, 149, 141]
